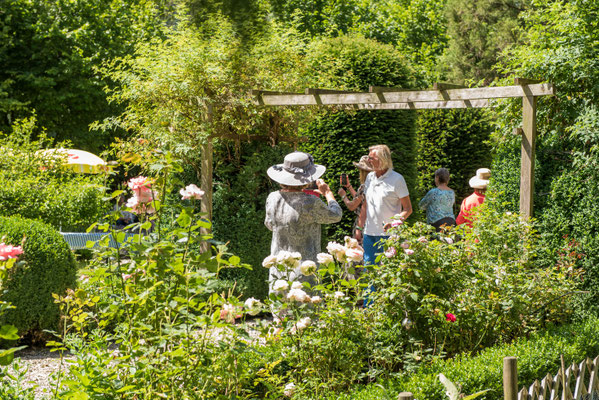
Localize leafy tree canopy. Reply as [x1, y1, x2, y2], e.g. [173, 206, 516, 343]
[0, 0, 172, 152]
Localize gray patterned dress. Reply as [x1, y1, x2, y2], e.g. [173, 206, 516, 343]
[265, 191, 342, 291]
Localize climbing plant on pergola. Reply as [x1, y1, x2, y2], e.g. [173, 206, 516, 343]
[247, 78, 554, 218]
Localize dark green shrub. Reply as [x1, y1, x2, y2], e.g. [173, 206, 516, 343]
[332, 317, 599, 400]
[488, 1, 599, 315]
[0, 216, 78, 338]
[416, 109, 494, 209]
[301, 35, 419, 240]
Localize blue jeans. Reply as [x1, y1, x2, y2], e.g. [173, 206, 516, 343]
[363, 234, 387, 305]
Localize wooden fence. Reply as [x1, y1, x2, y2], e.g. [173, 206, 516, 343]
[504, 356, 599, 400]
[395, 356, 599, 400]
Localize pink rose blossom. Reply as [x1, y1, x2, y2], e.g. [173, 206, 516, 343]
[384, 247, 397, 258]
[445, 313, 456, 322]
[404, 249, 414, 255]
[345, 247, 363, 262]
[400, 242, 410, 249]
[121, 273, 133, 281]
[0, 243, 24, 260]
[180, 184, 204, 200]
[417, 236, 428, 243]
[127, 176, 152, 191]
[126, 195, 156, 214]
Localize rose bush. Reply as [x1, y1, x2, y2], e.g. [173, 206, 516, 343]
[365, 204, 578, 377]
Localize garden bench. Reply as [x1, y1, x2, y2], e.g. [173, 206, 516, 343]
[60, 232, 137, 250]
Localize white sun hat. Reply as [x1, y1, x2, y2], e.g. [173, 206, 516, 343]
[469, 168, 491, 189]
[267, 152, 326, 186]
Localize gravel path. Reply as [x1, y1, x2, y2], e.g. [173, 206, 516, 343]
[14, 347, 72, 399]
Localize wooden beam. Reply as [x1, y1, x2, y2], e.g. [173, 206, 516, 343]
[355, 99, 490, 110]
[207, 132, 308, 143]
[433, 82, 465, 90]
[200, 105, 214, 252]
[520, 91, 537, 217]
[256, 84, 554, 106]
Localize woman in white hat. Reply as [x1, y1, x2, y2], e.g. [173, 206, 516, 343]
[265, 152, 342, 293]
[456, 168, 491, 227]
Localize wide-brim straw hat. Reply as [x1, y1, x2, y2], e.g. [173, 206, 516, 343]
[267, 152, 326, 186]
[469, 168, 491, 189]
[353, 155, 373, 172]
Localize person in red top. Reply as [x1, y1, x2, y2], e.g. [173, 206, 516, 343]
[456, 168, 491, 227]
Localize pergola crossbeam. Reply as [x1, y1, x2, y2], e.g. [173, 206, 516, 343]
[254, 84, 554, 107]
[353, 99, 489, 110]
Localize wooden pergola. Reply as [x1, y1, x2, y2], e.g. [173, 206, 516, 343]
[246, 78, 554, 218]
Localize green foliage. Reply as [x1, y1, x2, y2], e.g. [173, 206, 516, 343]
[268, 0, 448, 82]
[416, 109, 494, 207]
[0, 117, 110, 231]
[301, 35, 418, 240]
[0, 0, 170, 151]
[0, 216, 78, 337]
[96, 16, 312, 175]
[489, 0, 599, 313]
[367, 205, 577, 376]
[50, 153, 276, 398]
[441, 0, 528, 84]
[212, 142, 292, 299]
[0, 359, 35, 399]
[335, 316, 599, 400]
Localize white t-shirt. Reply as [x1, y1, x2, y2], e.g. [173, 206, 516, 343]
[363, 169, 410, 236]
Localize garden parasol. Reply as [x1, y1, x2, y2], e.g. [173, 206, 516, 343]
[37, 148, 109, 174]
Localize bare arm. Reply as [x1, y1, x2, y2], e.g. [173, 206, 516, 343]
[399, 196, 412, 220]
[338, 188, 363, 211]
[357, 199, 366, 229]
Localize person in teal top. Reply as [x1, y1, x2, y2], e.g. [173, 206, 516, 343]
[419, 168, 456, 231]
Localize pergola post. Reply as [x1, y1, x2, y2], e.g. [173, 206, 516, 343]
[200, 141, 213, 221]
[200, 105, 214, 252]
[519, 92, 537, 217]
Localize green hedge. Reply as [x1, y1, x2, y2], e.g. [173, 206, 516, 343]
[416, 109, 494, 209]
[0, 216, 78, 338]
[0, 176, 109, 232]
[332, 317, 599, 400]
[301, 35, 419, 240]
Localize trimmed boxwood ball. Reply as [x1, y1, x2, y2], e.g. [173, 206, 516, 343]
[0, 216, 77, 339]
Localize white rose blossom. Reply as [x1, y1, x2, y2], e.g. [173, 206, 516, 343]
[291, 281, 303, 290]
[244, 297, 261, 316]
[326, 241, 347, 262]
[317, 253, 334, 265]
[273, 280, 289, 292]
[296, 316, 312, 331]
[287, 288, 308, 302]
[284, 382, 296, 397]
[300, 260, 317, 276]
[311, 295, 322, 304]
[344, 236, 359, 249]
[334, 291, 345, 299]
[277, 251, 300, 268]
[262, 255, 278, 268]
